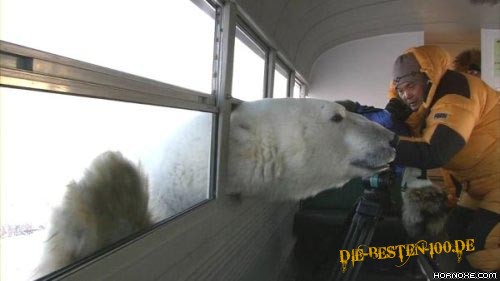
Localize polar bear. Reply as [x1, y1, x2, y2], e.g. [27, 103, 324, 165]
[35, 98, 396, 278]
[149, 98, 396, 220]
[227, 99, 396, 198]
[34, 152, 152, 279]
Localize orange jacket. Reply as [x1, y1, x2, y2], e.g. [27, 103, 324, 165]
[388, 46, 500, 211]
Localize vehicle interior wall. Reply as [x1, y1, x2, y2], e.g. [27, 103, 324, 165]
[424, 23, 481, 58]
[307, 27, 500, 105]
[481, 28, 500, 90]
[49, 199, 297, 281]
[307, 32, 424, 107]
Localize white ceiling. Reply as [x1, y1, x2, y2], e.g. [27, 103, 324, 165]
[232, 0, 500, 80]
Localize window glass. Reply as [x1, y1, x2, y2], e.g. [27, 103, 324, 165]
[273, 63, 289, 98]
[293, 80, 303, 98]
[0, 0, 215, 93]
[231, 27, 266, 101]
[0, 87, 213, 280]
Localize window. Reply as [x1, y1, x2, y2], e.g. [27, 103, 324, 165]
[273, 62, 289, 98]
[0, 0, 219, 279]
[0, 87, 214, 280]
[231, 26, 266, 101]
[0, 0, 215, 94]
[293, 79, 304, 98]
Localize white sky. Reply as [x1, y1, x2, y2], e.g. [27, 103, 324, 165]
[232, 38, 266, 101]
[273, 69, 289, 98]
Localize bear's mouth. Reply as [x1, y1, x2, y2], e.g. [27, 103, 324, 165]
[350, 148, 395, 173]
[350, 159, 390, 173]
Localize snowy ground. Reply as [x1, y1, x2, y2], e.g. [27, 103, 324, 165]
[1, 229, 46, 281]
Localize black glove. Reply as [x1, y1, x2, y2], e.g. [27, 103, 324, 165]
[385, 98, 413, 121]
[335, 99, 359, 112]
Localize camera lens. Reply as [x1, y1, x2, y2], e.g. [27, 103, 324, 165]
[363, 170, 395, 189]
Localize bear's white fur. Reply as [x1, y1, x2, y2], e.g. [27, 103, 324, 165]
[35, 98, 396, 277]
[226, 99, 396, 199]
[35, 152, 152, 278]
[149, 99, 396, 220]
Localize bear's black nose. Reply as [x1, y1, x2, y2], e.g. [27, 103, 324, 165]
[389, 133, 399, 148]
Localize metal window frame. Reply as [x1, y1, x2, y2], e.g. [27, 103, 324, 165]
[274, 57, 292, 98]
[191, 0, 217, 19]
[231, 2, 308, 87]
[264, 50, 276, 98]
[287, 72, 296, 98]
[232, 19, 269, 100]
[0, 41, 217, 112]
[235, 18, 268, 61]
[215, 0, 312, 102]
[213, 0, 237, 197]
[0, 29, 222, 222]
[296, 78, 308, 98]
[275, 57, 290, 78]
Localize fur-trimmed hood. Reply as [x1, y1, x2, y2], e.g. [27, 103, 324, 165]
[387, 45, 452, 111]
[403, 45, 452, 109]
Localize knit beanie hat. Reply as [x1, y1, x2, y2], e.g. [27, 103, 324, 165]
[392, 53, 423, 88]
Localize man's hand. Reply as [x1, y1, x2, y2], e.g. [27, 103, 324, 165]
[385, 98, 413, 121]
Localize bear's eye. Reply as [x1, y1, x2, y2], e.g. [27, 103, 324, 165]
[331, 113, 343, 123]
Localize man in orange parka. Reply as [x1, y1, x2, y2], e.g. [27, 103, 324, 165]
[385, 45, 499, 272]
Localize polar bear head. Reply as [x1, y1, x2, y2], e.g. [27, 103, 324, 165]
[227, 98, 396, 200]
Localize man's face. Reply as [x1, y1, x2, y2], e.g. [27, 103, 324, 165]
[395, 81, 425, 111]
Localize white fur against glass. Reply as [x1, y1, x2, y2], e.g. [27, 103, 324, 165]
[35, 152, 151, 278]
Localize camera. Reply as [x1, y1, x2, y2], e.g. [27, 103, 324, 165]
[362, 168, 396, 190]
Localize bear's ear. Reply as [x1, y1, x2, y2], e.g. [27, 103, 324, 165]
[320, 103, 344, 122]
[335, 100, 358, 112]
[231, 99, 243, 110]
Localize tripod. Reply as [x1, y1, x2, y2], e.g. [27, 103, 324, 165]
[329, 174, 393, 281]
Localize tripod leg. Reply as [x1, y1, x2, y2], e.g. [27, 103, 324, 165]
[330, 195, 385, 281]
[331, 201, 365, 281]
[348, 217, 379, 281]
[331, 214, 373, 281]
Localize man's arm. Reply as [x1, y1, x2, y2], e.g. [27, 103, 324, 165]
[393, 94, 476, 169]
[395, 125, 465, 168]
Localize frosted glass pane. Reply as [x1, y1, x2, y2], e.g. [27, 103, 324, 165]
[0, 0, 215, 93]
